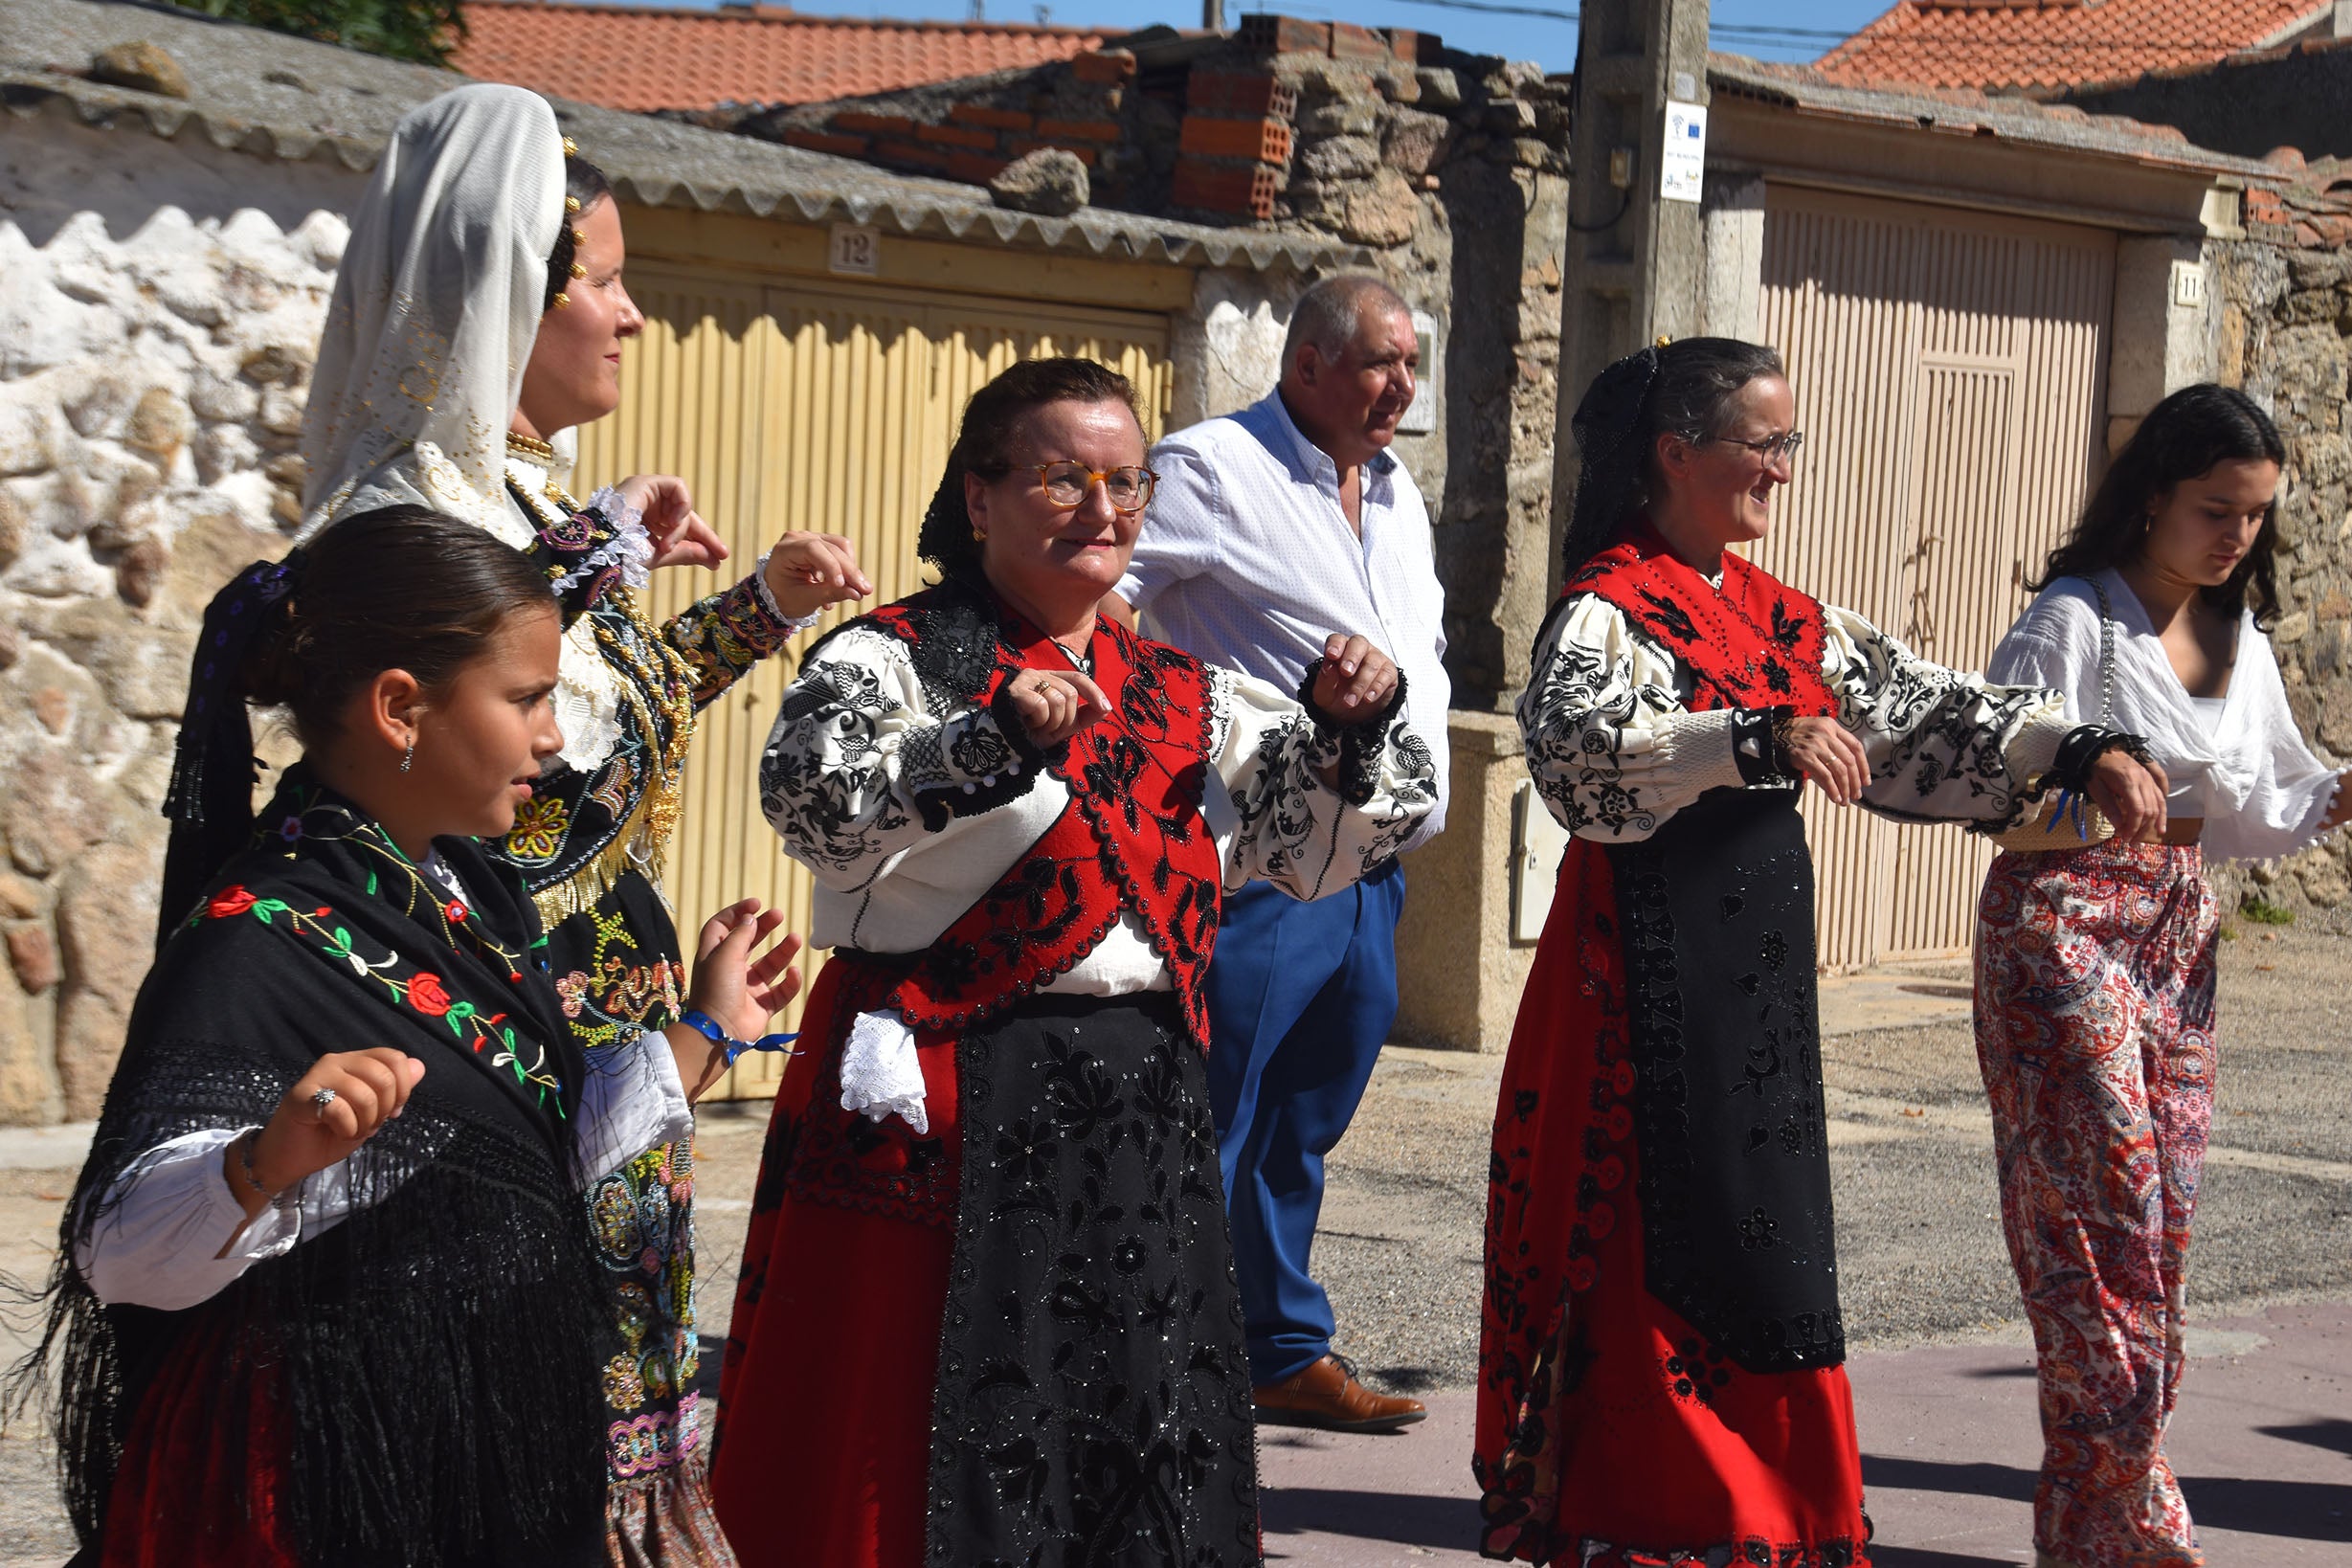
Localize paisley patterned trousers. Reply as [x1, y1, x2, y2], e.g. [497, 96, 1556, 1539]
[1973, 842, 2218, 1568]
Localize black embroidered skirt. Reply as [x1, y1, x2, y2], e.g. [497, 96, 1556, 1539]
[926, 992, 1262, 1568]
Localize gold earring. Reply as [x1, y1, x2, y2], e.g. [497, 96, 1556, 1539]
[565, 195, 582, 213]
[972, 527, 986, 542]
[551, 293, 571, 310]
[571, 261, 587, 279]
[562, 137, 579, 157]
[571, 227, 588, 246]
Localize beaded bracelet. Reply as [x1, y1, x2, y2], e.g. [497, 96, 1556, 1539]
[679, 1010, 801, 1067]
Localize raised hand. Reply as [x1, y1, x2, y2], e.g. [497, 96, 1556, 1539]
[231, 1047, 425, 1219]
[1310, 633, 1399, 719]
[1003, 668, 1109, 749]
[763, 531, 873, 620]
[667, 899, 804, 1101]
[616, 474, 728, 571]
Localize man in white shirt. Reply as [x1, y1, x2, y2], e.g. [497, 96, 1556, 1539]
[1109, 274, 1450, 1432]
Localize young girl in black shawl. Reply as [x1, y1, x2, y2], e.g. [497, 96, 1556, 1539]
[23, 505, 798, 1568]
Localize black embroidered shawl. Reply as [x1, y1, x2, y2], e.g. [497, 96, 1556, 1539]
[35, 772, 609, 1567]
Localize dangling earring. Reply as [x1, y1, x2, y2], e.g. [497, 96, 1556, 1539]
[400, 739, 415, 773]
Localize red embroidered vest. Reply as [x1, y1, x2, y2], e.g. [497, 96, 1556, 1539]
[1569, 528, 1839, 717]
[859, 586, 1226, 1046]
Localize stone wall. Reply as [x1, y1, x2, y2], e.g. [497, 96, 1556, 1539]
[2209, 233, 2352, 916]
[0, 114, 347, 1123]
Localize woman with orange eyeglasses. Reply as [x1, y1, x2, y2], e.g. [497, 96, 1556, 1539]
[710, 357, 1438, 1567]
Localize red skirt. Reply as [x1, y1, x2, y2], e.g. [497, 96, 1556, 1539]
[1476, 841, 1870, 1566]
[711, 959, 957, 1568]
[98, 1316, 299, 1568]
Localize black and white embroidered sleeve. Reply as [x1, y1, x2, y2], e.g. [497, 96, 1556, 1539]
[1516, 594, 1747, 843]
[1822, 606, 2072, 829]
[1204, 666, 1438, 900]
[757, 626, 1042, 884]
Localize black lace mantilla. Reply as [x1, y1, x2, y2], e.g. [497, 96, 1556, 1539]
[1604, 787, 1846, 1376]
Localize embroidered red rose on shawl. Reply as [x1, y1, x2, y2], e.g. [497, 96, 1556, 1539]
[408, 973, 454, 1017]
[207, 886, 258, 919]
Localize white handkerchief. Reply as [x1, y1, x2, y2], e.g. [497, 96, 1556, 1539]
[838, 1008, 928, 1135]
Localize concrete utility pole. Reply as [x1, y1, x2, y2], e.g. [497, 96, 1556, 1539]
[1547, 0, 1712, 590]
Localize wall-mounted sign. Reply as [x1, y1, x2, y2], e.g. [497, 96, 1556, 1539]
[2170, 258, 2206, 308]
[1661, 101, 1707, 204]
[828, 223, 880, 277]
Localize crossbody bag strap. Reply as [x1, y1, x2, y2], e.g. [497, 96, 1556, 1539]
[2087, 574, 2116, 726]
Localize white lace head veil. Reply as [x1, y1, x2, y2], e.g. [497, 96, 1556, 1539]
[299, 82, 565, 542]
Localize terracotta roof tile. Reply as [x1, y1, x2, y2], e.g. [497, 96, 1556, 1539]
[452, 0, 1105, 113]
[1818, 0, 2330, 93]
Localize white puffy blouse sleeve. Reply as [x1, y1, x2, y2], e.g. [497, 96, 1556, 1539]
[757, 624, 1047, 888]
[2207, 630, 2343, 861]
[1201, 665, 1438, 899]
[1822, 605, 2073, 827]
[1516, 594, 1749, 843]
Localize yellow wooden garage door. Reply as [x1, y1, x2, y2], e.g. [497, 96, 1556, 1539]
[574, 267, 1175, 1096]
[1754, 186, 2115, 970]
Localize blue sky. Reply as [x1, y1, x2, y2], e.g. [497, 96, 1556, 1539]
[753, 0, 1893, 72]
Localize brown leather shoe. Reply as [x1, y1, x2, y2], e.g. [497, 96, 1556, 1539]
[1252, 1354, 1426, 1433]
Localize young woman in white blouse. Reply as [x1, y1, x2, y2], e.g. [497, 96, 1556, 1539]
[1975, 384, 2349, 1568]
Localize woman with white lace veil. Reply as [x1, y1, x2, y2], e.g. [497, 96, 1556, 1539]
[300, 82, 869, 1564]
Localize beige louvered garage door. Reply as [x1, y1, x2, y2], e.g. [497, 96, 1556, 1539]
[575, 266, 1174, 1095]
[1754, 186, 2115, 970]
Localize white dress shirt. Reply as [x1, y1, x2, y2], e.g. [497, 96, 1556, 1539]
[1989, 570, 2342, 862]
[1116, 390, 1452, 846]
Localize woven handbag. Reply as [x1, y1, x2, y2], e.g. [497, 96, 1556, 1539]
[1992, 575, 2118, 853]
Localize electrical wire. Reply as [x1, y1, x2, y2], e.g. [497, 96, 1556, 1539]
[1350, 0, 2323, 56]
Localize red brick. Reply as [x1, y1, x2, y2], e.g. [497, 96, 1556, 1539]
[948, 150, 1012, 184]
[871, 138, 952, 171]
[1331, 21, 1391, 62]
[1034, 116, 1123, 144]
[1238, 14, 1331, 56]
[781, 127, 870, 158]
[917, 121, 999, 148]
[1171, 158, 1278, 219]
[949, 101, 1034, 131]
[1006, 137, 1099, 167]
[1186, 68, 1297, 121]
[1070, 48, 1136, 84]
[836, 110, 917, 136]
[1177, 114, 1291, 165]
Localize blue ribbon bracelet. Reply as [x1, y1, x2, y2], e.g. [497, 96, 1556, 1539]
[679, 1010, 800, 1067]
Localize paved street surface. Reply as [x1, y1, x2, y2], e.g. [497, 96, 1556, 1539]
[0, 918, 2345, 1564]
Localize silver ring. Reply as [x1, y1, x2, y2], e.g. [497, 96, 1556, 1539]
[310, 1087, 339, 1117]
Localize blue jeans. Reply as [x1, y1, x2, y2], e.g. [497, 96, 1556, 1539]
[1204, 860, 1406, 1384]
